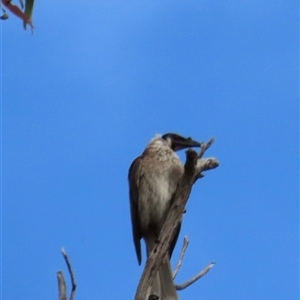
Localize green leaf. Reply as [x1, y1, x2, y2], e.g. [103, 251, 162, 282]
[23, 0, 34, 29]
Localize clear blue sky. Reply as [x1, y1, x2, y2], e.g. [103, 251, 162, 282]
[2, 1, 298, 299]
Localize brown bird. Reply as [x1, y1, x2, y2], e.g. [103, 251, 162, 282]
[128, 133, 201, 300]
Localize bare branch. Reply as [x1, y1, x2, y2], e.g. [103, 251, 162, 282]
[135, 139, 219, 300]
[194, 157, 219, 182]
[134, 138, 218, 300]
[175, 262, 216, 290]
[134, 149, 198, 300]
[57, 271, 67, 300]
[198, 138, 215, 159]
[61, 248, 77, 300]
[173, 236, 189, 279]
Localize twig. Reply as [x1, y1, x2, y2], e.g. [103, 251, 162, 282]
[61, 248, 77, 300]
[175, 262, 216, 290]
[57, 271, 67, 300]
[198, 138, 215, 159]
[173, 236, 189, 279]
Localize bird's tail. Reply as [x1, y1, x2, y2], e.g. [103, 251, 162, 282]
[149, 257, 179, 300]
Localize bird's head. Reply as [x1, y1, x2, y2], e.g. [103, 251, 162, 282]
[161, 133, 201, 151]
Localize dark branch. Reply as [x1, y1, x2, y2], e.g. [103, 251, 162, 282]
[59, 248, 77, 300]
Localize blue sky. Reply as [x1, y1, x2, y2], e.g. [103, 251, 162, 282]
[2, 1, 298, 299]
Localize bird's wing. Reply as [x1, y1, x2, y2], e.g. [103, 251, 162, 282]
[128, 156, 143, 265]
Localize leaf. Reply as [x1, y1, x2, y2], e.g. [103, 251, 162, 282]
[23, 0, 34, 30]
[1, 0, 34, 30]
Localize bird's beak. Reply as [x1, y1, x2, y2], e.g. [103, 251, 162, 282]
[174, 137, 201, 151]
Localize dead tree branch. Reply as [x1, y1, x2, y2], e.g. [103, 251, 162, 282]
[172, 236, 189, 279]
[57, 271, 67, 300]
[175, 262, 216, 290]
[134, 138, 219, 300]
[57, 248, 77, 300]
[61, 248, 77, 300]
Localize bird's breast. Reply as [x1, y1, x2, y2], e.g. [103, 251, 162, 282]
[138, 156, 183, 235]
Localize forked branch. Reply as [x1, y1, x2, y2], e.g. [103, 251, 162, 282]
[57, 248, 77, 300]
[134, 138, 219, 300]
[175, 262, 216, 290]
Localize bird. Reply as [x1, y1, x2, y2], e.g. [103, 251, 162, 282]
[128, 133, 201, 300]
